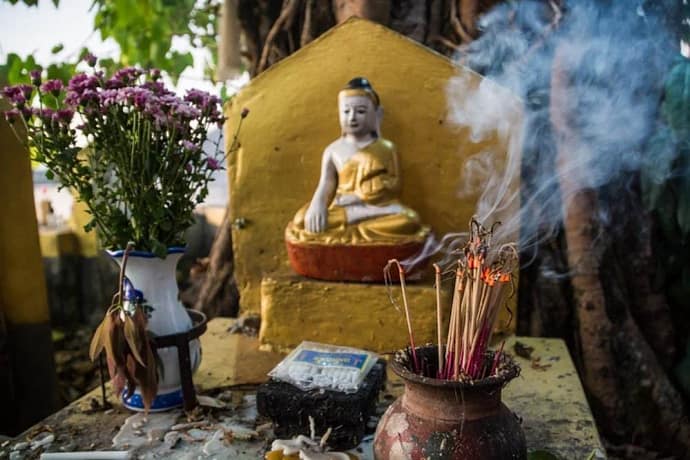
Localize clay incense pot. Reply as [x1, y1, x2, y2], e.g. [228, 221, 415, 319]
[374, 345, 526, 460]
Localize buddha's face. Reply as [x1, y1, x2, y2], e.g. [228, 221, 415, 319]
[338, 94, 378, 137]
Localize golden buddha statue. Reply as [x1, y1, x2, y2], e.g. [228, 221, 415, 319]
[285, 78, 431, 281]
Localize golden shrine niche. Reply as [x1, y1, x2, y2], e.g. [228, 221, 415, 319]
[224, 18, 521, 352]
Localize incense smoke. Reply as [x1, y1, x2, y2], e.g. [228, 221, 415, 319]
[434, 0, 681, 267]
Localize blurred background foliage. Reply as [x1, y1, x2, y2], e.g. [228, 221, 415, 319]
[0, 0, 222, 85]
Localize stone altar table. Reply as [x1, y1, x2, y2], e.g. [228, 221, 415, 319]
[5, 318, 604, 459]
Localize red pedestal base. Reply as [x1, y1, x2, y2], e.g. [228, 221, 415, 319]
[285, 239, 428, 282]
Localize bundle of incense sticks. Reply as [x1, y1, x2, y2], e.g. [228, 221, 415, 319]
[386, 220, 518, 381]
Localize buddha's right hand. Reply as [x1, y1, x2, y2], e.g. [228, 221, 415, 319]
[304, 203, 327, 233]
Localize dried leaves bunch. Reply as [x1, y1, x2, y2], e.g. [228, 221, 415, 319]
[89, 243, 160, 411]
[386, 219, 518, 381]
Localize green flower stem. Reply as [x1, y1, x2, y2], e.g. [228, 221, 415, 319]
[4, 67, 235, 253]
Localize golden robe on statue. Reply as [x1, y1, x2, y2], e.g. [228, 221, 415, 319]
[286, 138, 430, 245]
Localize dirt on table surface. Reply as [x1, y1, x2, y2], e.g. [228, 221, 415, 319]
[2, 383, 275, 459]
[2, 396, 129, 459]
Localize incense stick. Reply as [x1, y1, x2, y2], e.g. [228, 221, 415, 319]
[434, 263, 443, 376]
[384, 259, 419, 373]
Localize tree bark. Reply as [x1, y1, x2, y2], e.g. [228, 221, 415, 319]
[257, 0, 302, 73]
[625, 212, 676, 369]
[332, 0, 391, 24]
[389, 0, 427, 43]
[602, 187, 677, 370]
[615, 315, 690, 458]
[217, 0, 243, 80]
[192, 208, 240, 318]
[236, 0, 494, 77]
[551, 49, 622, 430]
[517, 234, 573, 342]
[460, 0, 479, 37]
[556, 187, 623, 427]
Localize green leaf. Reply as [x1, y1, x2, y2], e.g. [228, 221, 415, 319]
[46, 62, 76, 85]
[655, 187, 680, 242]
[150, 240, 168, 259]
[97, 58, 117, 75]
[678, 175, 690, 237]
[662, 58, 690, 138]
[5, 53, 27, 85]
[167, 51, 194, 84]
[50, 43, 64, 54]
[641, 126, 677, 210]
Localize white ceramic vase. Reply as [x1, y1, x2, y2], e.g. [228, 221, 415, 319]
[108, 247, 201, 411]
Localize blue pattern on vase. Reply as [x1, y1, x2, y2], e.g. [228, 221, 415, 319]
[123, 278, 145, 302]
[122, 389, 184, 412]
[107, 246, 186, 258]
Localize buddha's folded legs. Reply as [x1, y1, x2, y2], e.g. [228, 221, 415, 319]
[287, 202, 429, 245]
[353, 208, 427, 242]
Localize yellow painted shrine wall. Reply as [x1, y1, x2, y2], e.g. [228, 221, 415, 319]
[0, 99, 50, 325]
[226, 18, 522, 319]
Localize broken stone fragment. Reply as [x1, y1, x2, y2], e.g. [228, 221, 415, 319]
[201, 429, 226, 456]
[196, 394, 226, 408]
[170, 421, 209, 431]
[11, 442, 28, 451]
[112, 411, 181, 450]
[164, 431, 182, 449]
[220, 423, 258, 441]
[30, 432, 55, 450]
[187, 428, 212, 441]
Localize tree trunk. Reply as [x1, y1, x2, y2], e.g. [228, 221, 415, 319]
[624, 211, 676, 369]
[191, 208, 240, 318]
[551, 52, 621, 427]
[235, 0, 500, 77]
[217, 0, 243, 80]
[556, 187, 623, 428]
[459, 0, 479, 37]
[551, 45, 690, 455]
[332, 0, 391, 24]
